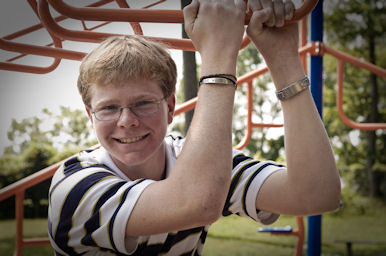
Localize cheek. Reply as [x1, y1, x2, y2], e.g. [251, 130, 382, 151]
[93, 122, 113, 139]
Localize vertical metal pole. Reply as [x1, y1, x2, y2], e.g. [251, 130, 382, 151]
[14, 191, 25, 256]
[307, 0, 324, 256]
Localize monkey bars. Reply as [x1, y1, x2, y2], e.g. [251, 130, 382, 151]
[1, 0, 386, 255]
[1, 0, 317, 73]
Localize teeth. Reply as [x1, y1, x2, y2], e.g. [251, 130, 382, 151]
[119, 135, 145, 143]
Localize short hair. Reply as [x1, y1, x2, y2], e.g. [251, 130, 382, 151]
[77, 35, 177, 107]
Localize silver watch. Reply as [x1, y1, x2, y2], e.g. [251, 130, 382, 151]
[275, 76, 310, 101]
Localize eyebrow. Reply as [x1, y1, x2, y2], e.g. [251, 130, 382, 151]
[93, 94, 160, 108]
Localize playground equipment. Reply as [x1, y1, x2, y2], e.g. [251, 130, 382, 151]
[1, 0, 385, 255]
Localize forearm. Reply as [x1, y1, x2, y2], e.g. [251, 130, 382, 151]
[174, 81, 235, 217]
[273, 58, 341, 212]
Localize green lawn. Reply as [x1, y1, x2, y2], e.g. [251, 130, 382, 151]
[1, 205, 386, 256]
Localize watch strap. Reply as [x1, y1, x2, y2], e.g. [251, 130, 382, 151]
[276, 76, 310, 101]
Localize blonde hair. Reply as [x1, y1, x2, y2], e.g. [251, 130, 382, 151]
[77, 35, 177, 107]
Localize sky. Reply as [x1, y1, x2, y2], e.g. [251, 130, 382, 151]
[0, 0, 185, 154]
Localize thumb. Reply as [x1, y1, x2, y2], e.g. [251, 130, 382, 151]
[183, 0, 199, 35]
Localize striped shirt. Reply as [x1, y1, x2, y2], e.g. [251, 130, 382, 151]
[48, 135, 284, 255]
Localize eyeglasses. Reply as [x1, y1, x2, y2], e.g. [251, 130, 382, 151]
[92, 97, 165, 121]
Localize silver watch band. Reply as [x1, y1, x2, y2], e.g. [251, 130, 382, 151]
[276, 76, 310, 101]
[199, 77, 237, 88]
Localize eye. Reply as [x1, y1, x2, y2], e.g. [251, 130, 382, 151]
[97, 105, 119, 112]
[134, 100, 154, 107]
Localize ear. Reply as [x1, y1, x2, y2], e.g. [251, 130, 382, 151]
[85, 106, 94, 124]
[166, 94, 176, 124]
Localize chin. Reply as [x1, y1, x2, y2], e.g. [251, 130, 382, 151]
[115, 151, 152, 167]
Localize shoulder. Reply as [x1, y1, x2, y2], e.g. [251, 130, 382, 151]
[50, 148, 116, 193]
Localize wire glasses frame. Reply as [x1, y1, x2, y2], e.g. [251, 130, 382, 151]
[92, 97, 165, 121]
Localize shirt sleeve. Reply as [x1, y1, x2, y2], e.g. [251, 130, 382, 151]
[222, 149, 285, 225]
[48, 157, 154, 255]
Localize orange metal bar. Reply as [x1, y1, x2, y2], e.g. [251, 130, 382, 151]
[1, 0, 117, 74]
[3, 0, 113, 41]
[319, 43, 386, 131]
[300, 16, 308, 72]
[14, 192, 25, 256]
[0, 37, 82, 60]
[47, 0, 318, 25]
[0, 162, 62, 202]
[323, 44, 386, 78]
[0, 37, 64, 74]
[337, 60, 386, 131]
[39, 0, 196, 50]
[0, 38, 85, 73]
[234, 81, 254, 150]
[265, 216, 304, 256]
[39, 0, 252, 52]
[23, 238, 51, 246]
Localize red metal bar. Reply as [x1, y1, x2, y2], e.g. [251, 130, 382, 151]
[1, 0, 117, 74]
[0, 36, 64, 74]
[0, 38, 84, 60]
[323, 44, 386, 78]
[14, 192, 25, 256]
[47, 0, 318, 25]
[300, 16, 308, 72]
[336, 60, 386, 131]
[39, 0, 197, 50]
[114, 0, 142, 35]
[23, 238, 51, 246]
[0, 38, 85, 73]
[3, 0, 114, 41]
[39, 0, 252, 52]
[234, 81, 253, 150]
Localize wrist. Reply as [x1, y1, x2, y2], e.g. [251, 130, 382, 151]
[265, 54, 305, 90]
[200, 50, 238, 77]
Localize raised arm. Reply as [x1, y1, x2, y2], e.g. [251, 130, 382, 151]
[126, 0, 246, 236]
[246, 0, 341, 216]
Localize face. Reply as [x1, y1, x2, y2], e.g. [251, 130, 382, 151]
[86, 79, 175, 171]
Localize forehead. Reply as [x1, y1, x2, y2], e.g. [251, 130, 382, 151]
[90, 79, 163, 106]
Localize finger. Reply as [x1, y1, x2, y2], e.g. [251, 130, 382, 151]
[183, 0, 199, 34]
[247, 0, 263, 12]
[284, 0, 295, 20]
[246, 8, 272, 37]
[260, 0, 275, 27]
[235, 0, 247, 11]
[273, 0, 285, 27]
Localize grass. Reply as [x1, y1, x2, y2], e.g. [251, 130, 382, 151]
[1, 202, 386, 256]
[0, 219, 53, 256]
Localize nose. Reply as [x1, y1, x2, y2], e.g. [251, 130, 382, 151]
[116, 107, 139, 127]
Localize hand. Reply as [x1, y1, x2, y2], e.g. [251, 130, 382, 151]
[184, 0, 246, 75]
[246, 0, 298, 60]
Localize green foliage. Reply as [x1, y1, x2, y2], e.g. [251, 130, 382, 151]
[323, 0, 386, 200]
[0, 107, 96, 219]
[233, 44, 284, 160]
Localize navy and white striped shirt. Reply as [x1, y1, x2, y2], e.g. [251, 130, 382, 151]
[48, 136, 284, 255]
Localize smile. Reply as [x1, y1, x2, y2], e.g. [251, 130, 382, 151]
[117, 134, 147, 144]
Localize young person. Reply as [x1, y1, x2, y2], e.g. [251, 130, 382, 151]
[48, 0, 341, 255]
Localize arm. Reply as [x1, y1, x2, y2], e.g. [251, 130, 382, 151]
[247, 0, 341, 216]
[126, 0, 246, 236]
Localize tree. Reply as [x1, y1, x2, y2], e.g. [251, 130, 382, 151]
[0, 107, 96, 218]
[181, 0, 198, 135]
[234, 44, 285, 161]
[324, 0, 386, 199]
